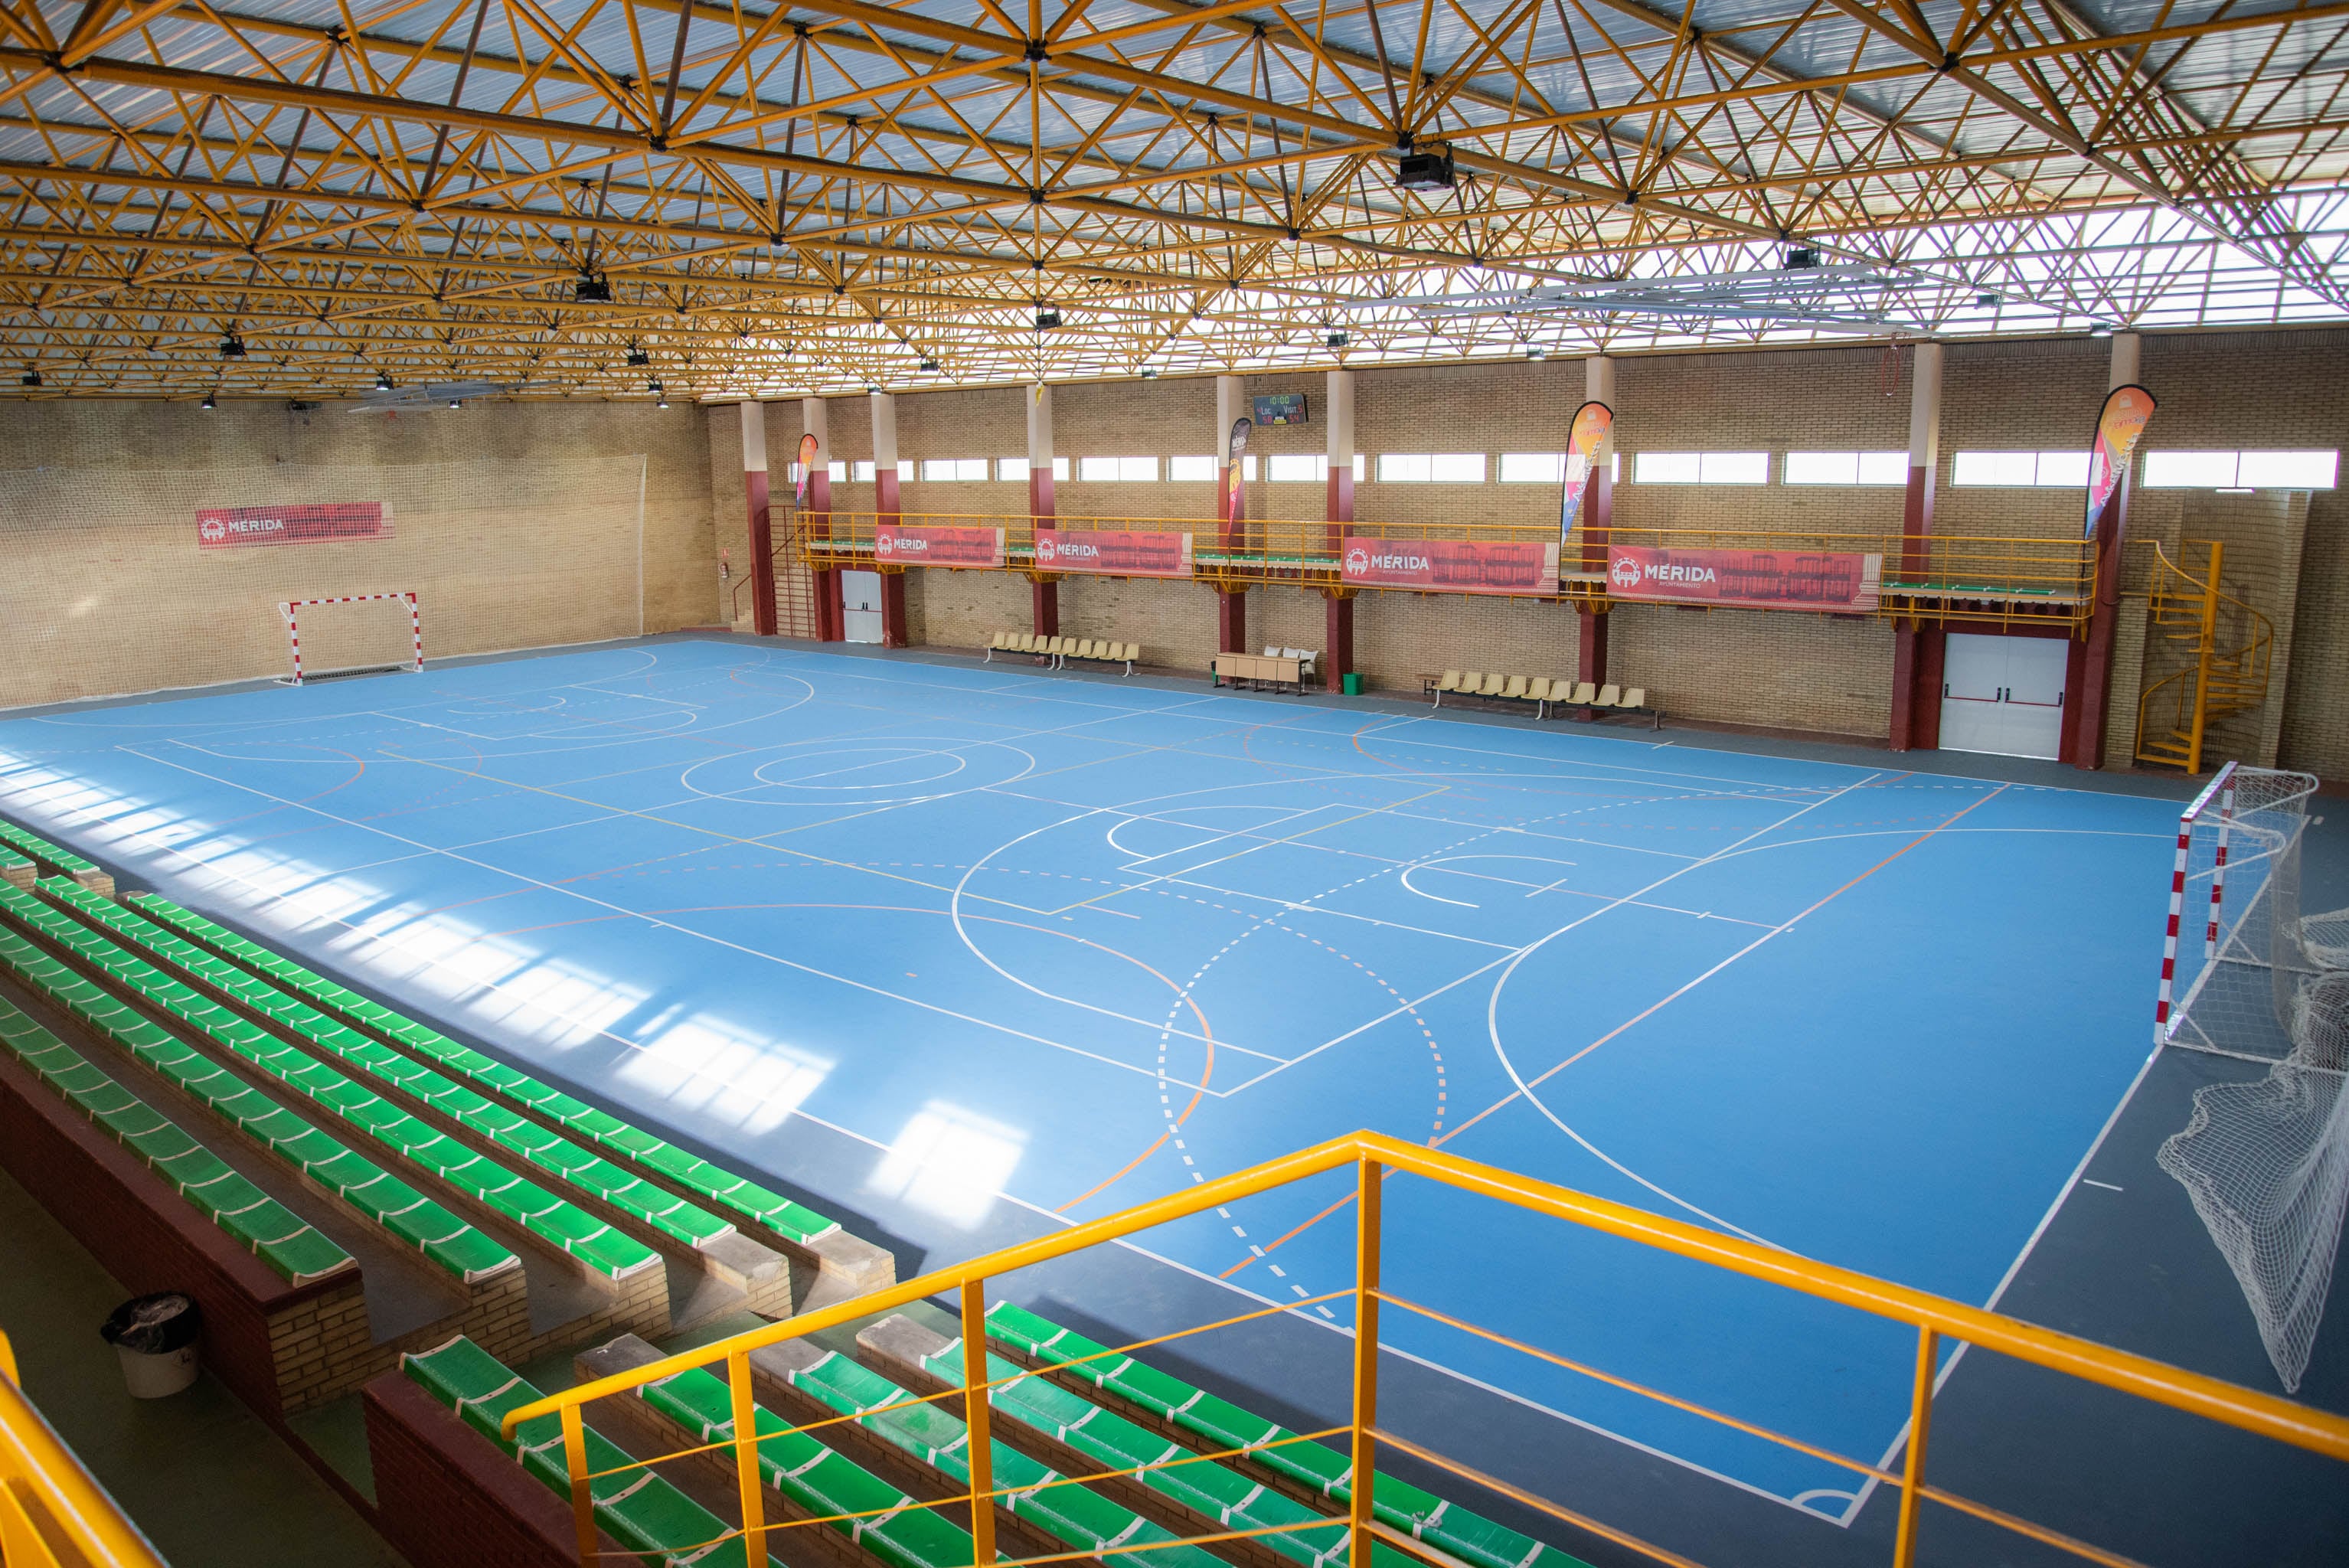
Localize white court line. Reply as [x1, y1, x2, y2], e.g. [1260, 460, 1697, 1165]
[114, 742, 1227, 1091]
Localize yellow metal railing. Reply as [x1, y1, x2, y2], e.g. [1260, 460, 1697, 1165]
[0, 1329, 169, 1568]
[794, 511, 2095, 626]
[506, 1132, 2349, 1568]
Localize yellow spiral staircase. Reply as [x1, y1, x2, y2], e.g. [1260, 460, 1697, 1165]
[2135, 540, 2273, 773]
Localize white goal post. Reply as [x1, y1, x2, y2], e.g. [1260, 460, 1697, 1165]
[277, 592, 423, 684]
[2151, 761, 2349, 1393]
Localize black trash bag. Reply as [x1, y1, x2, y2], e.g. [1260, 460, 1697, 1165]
[100, 1292, 201, 1355]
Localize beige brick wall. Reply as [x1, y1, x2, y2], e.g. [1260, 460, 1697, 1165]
[5, 398, 717, 707]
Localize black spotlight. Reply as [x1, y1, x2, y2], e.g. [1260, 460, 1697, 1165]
[1396, 148, 1455, 191]
[201, 390, 217, 410]
[919, 358, 940, 371]
[1326, 330, 1348, 348]
[1782, 245, 1818, 269]
[626, 346, 651, 367]
[1140, 368, 1158, 378]
[575, 273, 612, 302]
[448, 397, 462, 409]
[375, 371, 394, 390]
[219, 335, 247, 358]
[1034, 309, 1061, 329]
[649, 379, 668, 408]
[19, 370, 39, 387]
[1525, 345, 1547, 361]
[1975, 292, 2001, 307]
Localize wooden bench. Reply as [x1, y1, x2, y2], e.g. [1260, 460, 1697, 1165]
[1212, 652, 1304, 692]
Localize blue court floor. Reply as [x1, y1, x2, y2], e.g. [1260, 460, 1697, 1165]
[0, 639, 2187, 1525]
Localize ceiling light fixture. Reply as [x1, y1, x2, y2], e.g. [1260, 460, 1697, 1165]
[375, 371, 393, 390]
[219, 335, 247, 358]
[200, 390, 217, 410]
[19, 370, 39, 387]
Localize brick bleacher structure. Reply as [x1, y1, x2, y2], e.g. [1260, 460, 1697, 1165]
[0, 809, 1586, 1568]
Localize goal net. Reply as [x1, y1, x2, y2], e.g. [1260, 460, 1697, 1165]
[2152, 763, 2349, 1392]
[279, 593, 423, 684]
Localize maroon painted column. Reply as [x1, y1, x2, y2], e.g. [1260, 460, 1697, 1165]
[1028, 383, 1060, 637]
[802, 396, 841, 642]
[2061, 332, 2143, 769]
[737, 402, 779, 636]
[1216, 374, 1248, 655]
[871, 391, 910, 647]
[1888, 342, 1943, 750]
[1576, 355, 1614, 691]
[1322, 368, 1355, 691]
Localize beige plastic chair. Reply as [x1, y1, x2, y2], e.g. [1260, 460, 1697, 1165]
[1501, 675, 1529, 701]
[1622, 687, 1646, 710]
[1083, 639, 1103, 661]
[1458, 673, 1485, 706]
[1263, 645, 1282, 658]
[1595, 683, 1622, 707]
[1023, 633, 1043, 653]
[1119, 642, 1139, 674]
[1433, 670, 1461, 707]
[1569, 681, 1597, 705]
[1477, 672, 1504, 697]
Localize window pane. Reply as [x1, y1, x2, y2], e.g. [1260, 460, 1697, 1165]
[1785, 452, 1857, 485]
[1703, 452, 1770, 484]
[851, 460, 875, 482]
[1168, 455, 1215, 482]
[827, 461, 848, 482]
[2034, 450, 2091, 487]
[1857, 451, 1910, 485]
[1353, 454, 1366, 482]
[1952, 451, 2037, 486]
[2236, 449, 2338, 488]
[1378, 453, 1431, 482]
[1267, 453, 1323, 482]
[1243, 456, 1258, 481]
[899, 461, 916, 482]
[1635, 452, 1701, 484]
[1500, 452, 1566, 483]
[1052, 457, 1069, 481]
[1429, 453, 1485, 482]
[2142, 451, 2234, 488]
[1079, 456, 1119, 481]
[998, 456, 1030, 482]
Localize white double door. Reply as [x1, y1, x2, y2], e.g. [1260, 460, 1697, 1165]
[1940, 632, 2066, 760]
[841, 570, 884, 644]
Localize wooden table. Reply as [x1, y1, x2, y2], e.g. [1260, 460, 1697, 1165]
[1212, 653, 1304, 691]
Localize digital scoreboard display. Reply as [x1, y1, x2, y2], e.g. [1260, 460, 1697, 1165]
[1252, 393, 1308, 426]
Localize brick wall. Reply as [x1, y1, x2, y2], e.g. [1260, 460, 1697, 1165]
[364, 1372, 622, 1568]
[5, 398, 717, 708]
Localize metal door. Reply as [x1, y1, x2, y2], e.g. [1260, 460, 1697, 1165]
[841, 570, 884, 644]
[1939, 632, 2065, 760]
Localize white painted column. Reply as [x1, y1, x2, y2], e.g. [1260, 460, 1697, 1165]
[2109, 331, 2141, 388]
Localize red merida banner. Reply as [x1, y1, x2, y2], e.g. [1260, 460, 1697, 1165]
[1607, 545, 1883, 612]
[1037, 529, 1194, 578]
[874, 524, 1005, 567]
[1341, 536, 1560, 596]
[196, 502, 391, 549]
[2085, 384, 2155, 535]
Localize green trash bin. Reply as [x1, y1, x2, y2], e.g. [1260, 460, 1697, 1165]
[1341, 671, 1364, 696]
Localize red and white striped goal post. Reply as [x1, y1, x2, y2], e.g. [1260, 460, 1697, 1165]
[2154, 760, 2237, 1044]
[277, 592, 423, 684]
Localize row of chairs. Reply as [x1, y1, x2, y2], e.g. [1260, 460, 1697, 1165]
[1433, 671, 1658, 726]
[1262, 645, 1320, 675]
[985, 631, 1140, 674]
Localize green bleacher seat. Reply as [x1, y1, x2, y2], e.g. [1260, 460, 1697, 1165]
[897, 1321, 1387, 1568]
[987, 1302, 1586, 1568]
[0, 996, 354, 1285]
[130, 894, 843, 1248]
[0, 924, 515, 1285]
[44, 884, 733, 1253]
[4, 881, 656, 1282]
[620, 1347, 972, 1568]
[401, 1335, 767, 1568]
[773, 1343, 1226, 1568]
[0, 818, 109, 888]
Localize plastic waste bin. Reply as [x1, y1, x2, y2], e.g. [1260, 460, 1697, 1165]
[1341, 671, 1364, 696]
[100, 1293, 201, 1398]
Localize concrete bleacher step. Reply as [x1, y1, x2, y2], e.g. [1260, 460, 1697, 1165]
[575, 1332, 969, 1568]
[985, 1303, 1589, 1568]
[0, 845, 35, 891]
[750, 1332, 1228, 1568]
[0, 993, 354, 1286]
[858, 1315, 1402, 1568]
[42, 881, 789, 1333]
[0, 817, 114, 897]
[402, 1334, 772, 1568]
[0, 882, 672, 1333]
[132, 890, 895, 1312]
